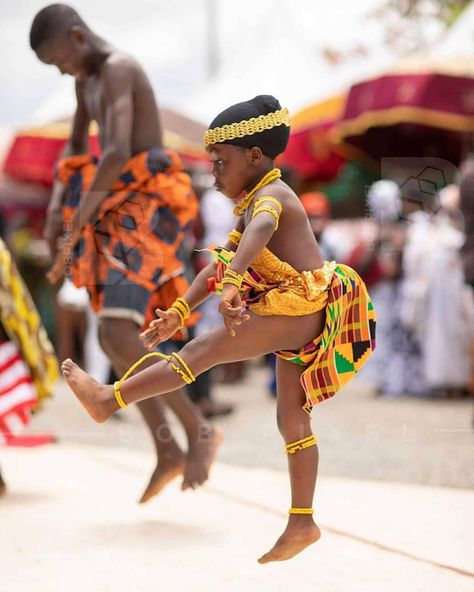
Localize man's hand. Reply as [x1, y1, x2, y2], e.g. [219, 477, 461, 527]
[139, 308, 182, 350]
[43, 208, 63, 259]
[218, 284, 250, 337]
[46, 250, 65, 284]
[45, 230, 80, 285]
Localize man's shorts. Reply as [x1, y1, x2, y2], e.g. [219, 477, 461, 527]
[97, 269, 153, 328]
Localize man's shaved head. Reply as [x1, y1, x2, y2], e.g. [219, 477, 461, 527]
[30, 4, 88, 51]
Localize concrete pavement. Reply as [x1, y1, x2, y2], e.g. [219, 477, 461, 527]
[1, 443, 473, 591]
[1, 367, 473, 591]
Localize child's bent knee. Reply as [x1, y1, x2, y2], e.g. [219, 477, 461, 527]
[179, 336, 210, 368]
[276, 411, 311, 441]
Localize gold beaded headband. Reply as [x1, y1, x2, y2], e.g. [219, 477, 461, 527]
[204, 107, 290, 146]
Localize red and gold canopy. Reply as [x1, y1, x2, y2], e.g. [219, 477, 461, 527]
[280, 95, 347, 182]
[2, 109, 208, 188]
[333, 59, 474, 165]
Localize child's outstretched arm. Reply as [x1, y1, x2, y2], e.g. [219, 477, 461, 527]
[139, 262, 217, 349]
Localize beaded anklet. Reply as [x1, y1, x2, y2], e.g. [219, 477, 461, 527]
[113, 351, 196, 409]
[285, 434, 317, 455]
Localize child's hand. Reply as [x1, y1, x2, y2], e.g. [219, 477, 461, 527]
[218, 284, 250, 337]
[139, 308, 181, 350]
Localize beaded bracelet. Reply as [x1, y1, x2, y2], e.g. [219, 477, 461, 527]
[169, 297, 191, 328]
[222, 268, 244, 289]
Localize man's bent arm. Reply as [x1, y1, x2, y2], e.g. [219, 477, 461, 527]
[45, 81, 91, 252]
[70, 60, 133, 242]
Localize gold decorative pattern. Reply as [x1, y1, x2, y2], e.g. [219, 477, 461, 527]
[204, 108, 290, 146]
[223, 228, 337, 317]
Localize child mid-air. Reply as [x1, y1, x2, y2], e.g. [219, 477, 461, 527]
[62, 95, 376, 564]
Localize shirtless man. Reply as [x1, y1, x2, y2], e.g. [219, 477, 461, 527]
[30, 4, 220, 500]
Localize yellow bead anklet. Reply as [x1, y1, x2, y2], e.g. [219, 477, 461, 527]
[285, 434, 317, 455]
[288, 508, 314, 515]
[171, 352, 196, 383]
[113, 349, 198, 409]
[113, 352, 172, 410]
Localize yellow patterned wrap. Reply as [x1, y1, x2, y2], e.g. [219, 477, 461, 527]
[204, 108, 290, 146]
[0, 239, 58, 402]
[226, 230, 336, 316]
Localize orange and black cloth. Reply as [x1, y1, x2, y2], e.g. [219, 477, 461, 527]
[58, 149, 199, 331]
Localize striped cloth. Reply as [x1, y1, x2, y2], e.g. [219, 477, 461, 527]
[277, 264, 376, 413]
[0, 340, 37, 445]
[0, 239, 58, 445]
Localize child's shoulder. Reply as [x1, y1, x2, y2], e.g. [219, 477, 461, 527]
[253, 180, 299, 209]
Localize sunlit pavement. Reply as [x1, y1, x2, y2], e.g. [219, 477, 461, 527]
[1, 366, 473, 591]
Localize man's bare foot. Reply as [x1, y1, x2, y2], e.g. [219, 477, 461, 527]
[182, 425, 223, 490]
[61, 358, 116, 423]
[139, 450, 186, 504]
[258, 517, 321, 564]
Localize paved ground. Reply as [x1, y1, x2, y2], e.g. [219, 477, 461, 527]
[1, 363, 473, 591]
[2, 444, 473, 591]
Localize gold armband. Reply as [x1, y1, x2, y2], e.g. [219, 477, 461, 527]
[252, 196, 282, 230]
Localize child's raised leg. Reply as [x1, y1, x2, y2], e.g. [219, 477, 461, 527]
[61, 311, 323, 421]
[258, 357, 320, 564]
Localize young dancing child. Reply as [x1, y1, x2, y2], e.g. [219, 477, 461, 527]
[62, 95, 376, 563]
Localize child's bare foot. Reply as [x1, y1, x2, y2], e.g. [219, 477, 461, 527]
[61, 358, 116, 423]
[182, 425, 223, 490]
[258, 517, 321, 564]
[139, 450, 186, 504]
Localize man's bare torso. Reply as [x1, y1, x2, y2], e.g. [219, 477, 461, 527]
[79, 50, 163, 155]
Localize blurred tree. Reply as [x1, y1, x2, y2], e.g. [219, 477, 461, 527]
[370, 0, 471, 53]
[391, 0, 471, 26]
